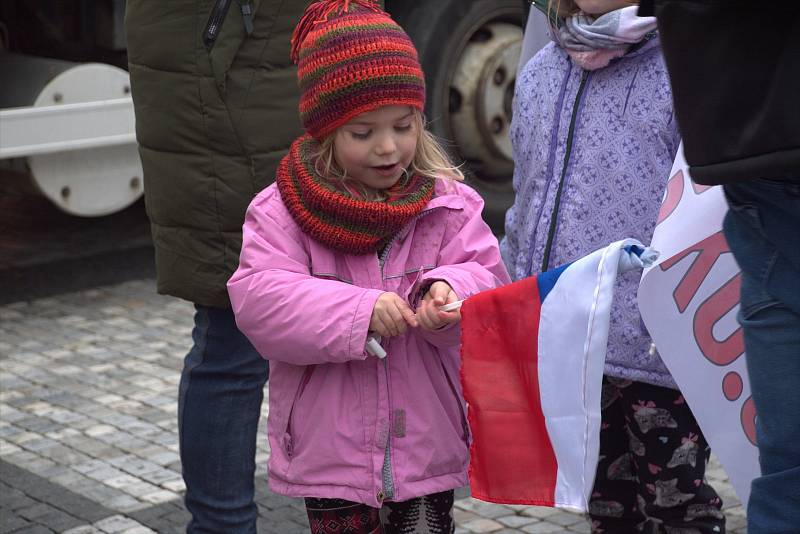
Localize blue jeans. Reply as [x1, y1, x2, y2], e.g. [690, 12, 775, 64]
[723, 179, 800, 534]
[178, 305, 269, 533]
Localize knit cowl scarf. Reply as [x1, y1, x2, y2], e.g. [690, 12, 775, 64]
[555, 5, 657, 70]
[276, 134, 435, 255]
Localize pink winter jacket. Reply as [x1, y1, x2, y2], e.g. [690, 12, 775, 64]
[228, 179, 510, 508]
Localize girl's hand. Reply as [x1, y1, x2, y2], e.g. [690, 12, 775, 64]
[370, 292, 418, 337]
[416, 281, 460, 331]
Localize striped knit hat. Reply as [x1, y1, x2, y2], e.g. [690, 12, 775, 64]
[290, 0, 426, 140]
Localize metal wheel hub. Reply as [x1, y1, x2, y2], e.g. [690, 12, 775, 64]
[449, 22, 522, 179]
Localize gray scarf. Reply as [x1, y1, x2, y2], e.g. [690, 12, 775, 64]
[555, 6, 657, 70]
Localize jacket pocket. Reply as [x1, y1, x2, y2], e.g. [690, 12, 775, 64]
[283, 365, 316, 458]
[202, 0, 259, 94]
[439, 358, 470, 445]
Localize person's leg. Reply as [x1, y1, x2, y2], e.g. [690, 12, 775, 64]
[305, 497, 381, 534]
[178, 305, 269, 534]
[589, 377, 648, 533]
[620, 380, 724, 533]
[723, 180, 800, 534]
[382, 490, 455, 534]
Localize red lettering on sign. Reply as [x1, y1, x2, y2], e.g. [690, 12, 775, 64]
[657, 170, 685, 225]
[722, 371, 744, 401]
[693, 273, 744, 366]
[692, 182, 714, 194]
[660, 231, 731, 313]
[741, 396, 757, 445]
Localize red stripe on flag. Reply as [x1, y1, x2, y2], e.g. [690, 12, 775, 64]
[460, 276, 559, 506]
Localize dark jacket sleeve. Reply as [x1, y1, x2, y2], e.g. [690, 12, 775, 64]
[645, 1, 800, 185]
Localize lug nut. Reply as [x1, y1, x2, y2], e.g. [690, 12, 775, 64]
[494, 67, 506, 85]
[491, 117, 504, 134]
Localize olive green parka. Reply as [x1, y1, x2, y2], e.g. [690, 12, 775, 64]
[126, 0, 307, 307]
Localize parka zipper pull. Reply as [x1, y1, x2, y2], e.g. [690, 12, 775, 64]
[203, 0, 232, 50]
[237, 0, 254, 35]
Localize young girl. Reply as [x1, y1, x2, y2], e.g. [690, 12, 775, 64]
[228, 1, 509, 532]
[503, 1, 726, 532]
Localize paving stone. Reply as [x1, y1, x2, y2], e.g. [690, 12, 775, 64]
[454, 507, 481, 525]
[545, 511, 584, 527]
[93, 515, 144, 533]
[13, 525, 54, 534]
[566, 520, 591, 533]
[497, 514, 538, 528]
[522, 522, 570, 534]
[0, 514, 32, 534]
[139, 491, 179, 505]
[461, 517, 505, 533]
[105, 475, 144, 490]
[520, 506, 561, 519]
[0, 441, 22, 456]
[1, 490, 36, 510]
[85, 467, 127, 483]
[35, 509, 85, 532]
[63, 526, 104, 534]
[16, 503, 54, 520]
[138, 470, 180, 487]
[160, 478, 185, 493]
[258, 519, 308, 534]
[456, 498, 513, 519]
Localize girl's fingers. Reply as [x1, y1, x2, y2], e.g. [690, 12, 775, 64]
[421, 314, 437, 331]
[399, 302, 418, 328]
[373, 315, 391, 338]
[384, 311, 400, 336]
[417, 302, 444, 331]
[415, 305, 430, 330]
[437, 309, 461, 325]
[393, 298, 415, 334]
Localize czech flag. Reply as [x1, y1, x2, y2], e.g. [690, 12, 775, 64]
[460, 240, 654, 511]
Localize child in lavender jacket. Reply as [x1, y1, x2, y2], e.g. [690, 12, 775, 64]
[502, 0, 725, 531]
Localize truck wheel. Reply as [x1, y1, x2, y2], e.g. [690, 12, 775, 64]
[393, 0, 524, 232]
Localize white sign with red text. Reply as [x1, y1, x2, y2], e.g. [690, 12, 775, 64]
[638, 145, 759, 506]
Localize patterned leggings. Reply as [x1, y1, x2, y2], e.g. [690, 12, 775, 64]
[305, 490, 454, 534]
[589, 377, 726, 534]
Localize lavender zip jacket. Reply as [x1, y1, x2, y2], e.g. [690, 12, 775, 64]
[228, 180, 509, 508]
[502, 36, 680, 388]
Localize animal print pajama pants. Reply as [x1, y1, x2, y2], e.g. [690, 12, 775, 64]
[305, 490, 454, 534]
[589, 377, 726, 533]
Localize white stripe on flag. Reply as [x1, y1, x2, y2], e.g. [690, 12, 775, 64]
[538, 240, 634, 511]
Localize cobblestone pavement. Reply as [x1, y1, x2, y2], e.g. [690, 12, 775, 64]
[1, 280, 748, 533]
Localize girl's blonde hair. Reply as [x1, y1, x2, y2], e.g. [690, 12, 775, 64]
[314, 109, 463, 200]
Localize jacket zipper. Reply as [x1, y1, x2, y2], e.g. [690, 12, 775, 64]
[236, 0, 254, 35]
[203, 0, 253, 50]
[440, 359, 470, 444]
[378, 243, 395, 501]
[375, 205, 443, 502]
[540, 70, 590, 272]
